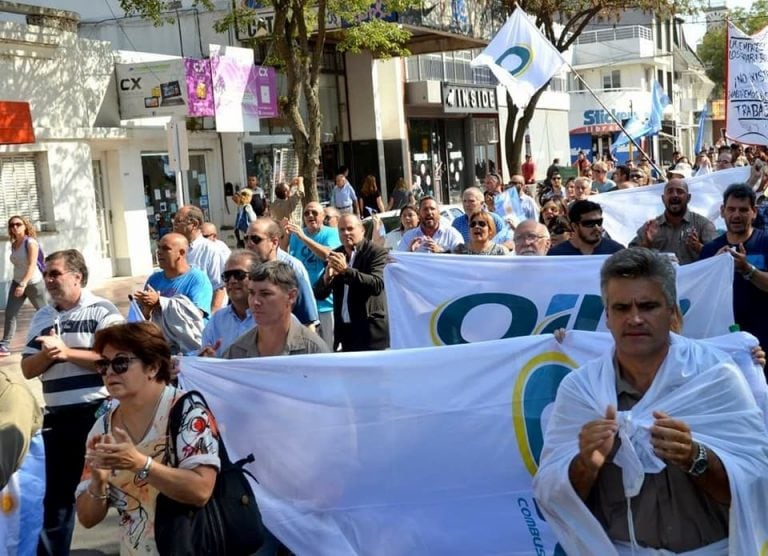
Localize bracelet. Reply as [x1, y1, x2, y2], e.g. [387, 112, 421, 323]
[743, 264, 758, 281]
[87, 487, 109, 501]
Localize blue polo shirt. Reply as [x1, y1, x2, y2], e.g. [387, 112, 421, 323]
[289, 226, 341, 314]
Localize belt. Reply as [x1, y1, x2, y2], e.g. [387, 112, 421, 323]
[336, 204, 353, 209]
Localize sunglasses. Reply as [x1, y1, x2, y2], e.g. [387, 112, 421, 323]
[470, 220, 489, 228]
[95, 355, 141, 376]
[9, 222, 23, 228]
[245, 234, 266, 245]
[303, 209, 320, 216]
[552, 176, 562, 181]
[630, 174, 644, 180]
[221, 269, 249, 282]
[202, 233, 214, 239]
[579, 218, 604, 228]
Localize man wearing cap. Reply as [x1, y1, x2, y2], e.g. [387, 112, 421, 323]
[629, 178, 717, 265]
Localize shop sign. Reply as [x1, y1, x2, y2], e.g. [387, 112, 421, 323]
[442, 84, 497, 114]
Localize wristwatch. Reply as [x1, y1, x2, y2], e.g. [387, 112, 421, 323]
[743, 264, 757, 281]
[136, 456, 153, 480]
[687, 443, 709, 477]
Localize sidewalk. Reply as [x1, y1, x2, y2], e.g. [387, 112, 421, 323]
[0, 274, 147, 555]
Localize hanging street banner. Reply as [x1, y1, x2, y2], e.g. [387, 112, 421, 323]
[593, 166, 749, 246]
[385, 253, 734, 349]
[184, 58, 215, 117]
[210, 44, 261, 132]
[726, 22, 768, 145]
[178, 331, 765, 555]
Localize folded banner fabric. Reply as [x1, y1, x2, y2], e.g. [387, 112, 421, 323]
[594, 166, 749, 247]
[385, 252, 733, 349]
[179, 331, 764, 556]
[470, 8, 565, 107]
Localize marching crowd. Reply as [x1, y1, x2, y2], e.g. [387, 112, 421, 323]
[1, 143, 768, 555]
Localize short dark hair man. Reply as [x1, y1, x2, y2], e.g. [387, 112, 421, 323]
[548, 200, 624, 256]
[534, 247, 768, 554]
[700, 183, 768, 372]
[629, 178, 718, 264]
[21, 249, 124, 554]
[314, 214, 389, 351]
[613, 165, 630, 189]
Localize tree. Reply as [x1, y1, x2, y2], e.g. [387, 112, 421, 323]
[503, 1, 694, 176]
[697, 1, 768, 98]
[118, 0, 413, 201]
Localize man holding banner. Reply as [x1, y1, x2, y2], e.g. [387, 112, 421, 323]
[534, 248, 768, 554]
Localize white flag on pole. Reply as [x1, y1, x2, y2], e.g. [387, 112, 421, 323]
[470, 8, 566, 107]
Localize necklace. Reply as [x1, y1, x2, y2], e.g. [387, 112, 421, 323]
[118, 389, 165, 444]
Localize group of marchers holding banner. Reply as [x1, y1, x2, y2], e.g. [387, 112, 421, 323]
[3, 152, 768, 554]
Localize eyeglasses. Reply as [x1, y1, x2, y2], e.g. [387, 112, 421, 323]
[95, 356, 141, 376]
[514, 233, 547, 243]
[202, 233, 214, 239]
[593, 169, 606, 174]
[245, 234, 266, 245]
[172, 218, 190, 225]
[9, 222, 23, 228]
[630, 174, 644, 180]
[510, 181, 525, 186]
[221, 269, 249, 282]
[303, 209, 320, 216]
[578, 218, 604, 228]
[43, 270, 72, 280]
[470, 220, 488, 228]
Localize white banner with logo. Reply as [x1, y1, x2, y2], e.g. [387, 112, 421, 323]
[179, 331, 762, 555]
[385, 253, 734, 349]
[594, 166, 749, 247]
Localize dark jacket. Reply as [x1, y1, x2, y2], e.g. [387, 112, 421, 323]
[313, 239, 389, 351]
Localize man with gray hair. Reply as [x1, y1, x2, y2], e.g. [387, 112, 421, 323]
[223, 261, 328, 358]
[200, 249, 260, 357]
[534, 247, 768, 554]
[512, 220, 550, 256]
[173, 205, 229, 312]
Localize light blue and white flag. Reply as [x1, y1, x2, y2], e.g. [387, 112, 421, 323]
[470, 8, 565, 107]
[611, 80, 670, 152]
[694, 105, 708, 155]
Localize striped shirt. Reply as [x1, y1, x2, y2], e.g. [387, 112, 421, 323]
[22, 290, 124, 408]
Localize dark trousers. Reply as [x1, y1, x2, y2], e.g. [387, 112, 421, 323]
[37, 401, 101, 556]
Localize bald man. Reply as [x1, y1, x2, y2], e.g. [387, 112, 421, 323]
[201, 222, 232, 258]
[513, 220, 551, 256]
[135, 233, 212, 352]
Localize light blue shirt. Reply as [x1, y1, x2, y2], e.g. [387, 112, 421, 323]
[146, 267, 213, 318]
[188, 235, 229, 290]
[332, 183, 357, 209]
[289, 226, 341, 314]
[277, 249, 319, 325]
[201, 305, 255, 357]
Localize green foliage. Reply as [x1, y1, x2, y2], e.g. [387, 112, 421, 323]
[696, 1, 768, 97]
[119, 0, 215, 26]
[337, 20, 411, 58]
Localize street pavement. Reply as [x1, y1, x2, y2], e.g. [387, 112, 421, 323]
[0, 274, 147, 555]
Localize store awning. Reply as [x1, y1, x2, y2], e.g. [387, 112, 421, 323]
[0, 101, 35, 145]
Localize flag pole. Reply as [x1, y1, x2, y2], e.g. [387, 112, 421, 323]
[568, 65, 665, 178]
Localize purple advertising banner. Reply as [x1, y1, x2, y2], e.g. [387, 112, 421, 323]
[252, 65, 278, 118]
[184, 58, 214, 117]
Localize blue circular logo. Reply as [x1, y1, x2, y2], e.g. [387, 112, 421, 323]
[496, 46, 532, 77]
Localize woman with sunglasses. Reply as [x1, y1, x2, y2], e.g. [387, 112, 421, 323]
[453, 210, 509, 255]
[1, 216, 46, 356]
[384, 205, 420, 250]
[76, 321, 219, 554]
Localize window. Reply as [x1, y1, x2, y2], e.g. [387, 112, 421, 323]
[602, 70, 621, 90]
[0, 153, 52, 236]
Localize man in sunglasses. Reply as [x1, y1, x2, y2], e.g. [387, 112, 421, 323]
[548, 200, 625, 256]
[244, 218, 319, 329]
[285, 201, 342, 348]
[200, 250, 261, 357]
[21, 249, 124, 555]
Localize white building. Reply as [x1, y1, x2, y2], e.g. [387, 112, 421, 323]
[568, 11, 713, 166]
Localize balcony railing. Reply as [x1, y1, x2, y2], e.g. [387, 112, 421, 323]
[576, 25, 653, 45]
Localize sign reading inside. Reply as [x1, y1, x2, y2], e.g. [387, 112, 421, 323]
[442, 84, 497, 113]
